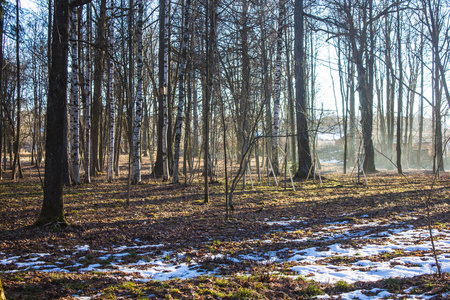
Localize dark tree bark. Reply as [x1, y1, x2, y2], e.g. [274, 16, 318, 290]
[172, 0, 191, 183]
[35, 0, 70, 226]
[294, 0, 312, 178]
[203, 0, 216, 202]
[346, 0, 376, 173]
[154, 0, 166, 177]
[91, 0, 106, 176]
[12, 0, 23, 180]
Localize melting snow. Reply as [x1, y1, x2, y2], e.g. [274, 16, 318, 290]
[1, 217, 450, 299]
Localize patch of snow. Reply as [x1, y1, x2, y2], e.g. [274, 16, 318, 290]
[116, 261, 207, 281]
[113, 252, 130, 257]
[264, 219, 305, 226]
[16, 261, 45, 268]
[75, 245, 90, 252]
[79, 264, 102, 272]
[0, 256, 21, 265]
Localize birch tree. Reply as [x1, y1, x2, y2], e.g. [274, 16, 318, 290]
[132, 0, 143, 184]
[70, 7, 80, 184]
[107, 8, 115, 183]
[272, 0, 285, 176]
[84, 3, 92, 183]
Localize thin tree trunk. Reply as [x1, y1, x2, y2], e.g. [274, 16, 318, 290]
[434, 50, 444, 172]
[107, 10, 115, 183]
[183, 64, 192, 184]
[173, 0, 191, 183]
[349, 53, 355, 166]
[396, 8, 403, 174]
[162, 0, 170, 180]
[272, 0, 285, 176]
[70, 7, 80, 184]
[418, 24, 424, 167]
[92, 0, 106, 176]
[12, 0, 22, 180]
[84, 3, 91, 183]
[285, 25, 296, 163]
[132, 0, 144, 184]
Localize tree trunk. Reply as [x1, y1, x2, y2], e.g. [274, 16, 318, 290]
[35, 0, 70, 226]
[162, 0, 170, 180]
[132, 0, 144, 184]
[349, 55, 356, 167]
[91, 0, 106, 176]
[107, 9, 115, 183]
[260, 0, 272, 163]
[396, 8, 403, 174]
[84, 2, 91, 183]
[173, 0, 191, 183]
[285, 25, 296, 163]
[155, 0, 170, 179]
[183, 67, 192, 185]
[70, 7, 80, 184]
[434, 50, 444, 172]
[418, 24, 424, 167]
[12, 0, 22, 180]
[294, 0, 312, 178]
[384, 13, 395, 167]
[272, 0, 285, 176]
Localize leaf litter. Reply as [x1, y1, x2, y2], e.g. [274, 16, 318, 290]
[1, 169, 450, 299]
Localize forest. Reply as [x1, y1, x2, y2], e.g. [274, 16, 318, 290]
[1, 0, 450, 298]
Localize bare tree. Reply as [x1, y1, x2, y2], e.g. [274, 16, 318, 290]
[70, 7, 80, 184]
[272, 0, 286, 176]
[35, 0, 70, 226]
[107, 5, 115, 183]
[12, 0, 23, 180]
[132, 0, 144, 184]
[294, 0, 312, 178]
[173, 0, 192, 183]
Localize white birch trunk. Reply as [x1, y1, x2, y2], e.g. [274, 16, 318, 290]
[107, 14, 115, 182]
[172, 0, 191, 183]
[162, 0, 170, 181]
[84, 4, 92, 184]
[132, 0, 144, 183]
[70, 8, 80, 184]
[272, 0, 285, 176]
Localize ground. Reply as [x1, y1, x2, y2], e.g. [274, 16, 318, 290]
[1, 156, 450, 299]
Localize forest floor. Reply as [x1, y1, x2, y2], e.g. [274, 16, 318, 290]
[1, 157, 450, 299]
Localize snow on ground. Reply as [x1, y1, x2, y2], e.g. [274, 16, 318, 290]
[1, 217, 449, 298]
